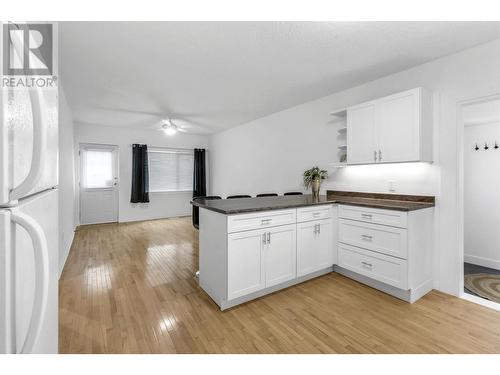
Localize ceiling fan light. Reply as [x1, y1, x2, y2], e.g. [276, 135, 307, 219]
[162, 122, 178, 135]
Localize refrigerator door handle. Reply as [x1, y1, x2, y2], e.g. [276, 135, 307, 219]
[10, 211, 49, 354]
[8, 26, 47, 203]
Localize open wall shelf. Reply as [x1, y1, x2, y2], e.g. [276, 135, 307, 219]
[331, 108, 347, 166]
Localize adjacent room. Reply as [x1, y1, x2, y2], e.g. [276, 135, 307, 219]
[4, 20, 500, 356]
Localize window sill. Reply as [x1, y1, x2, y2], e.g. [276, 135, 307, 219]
[149, 190, 192, 194]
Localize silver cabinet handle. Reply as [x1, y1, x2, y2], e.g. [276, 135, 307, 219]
[378, 149, 382, 162]
[263, 233, 267, 244]
[374, 150, 377, 162]
[313, 212, 320, 217]
[318, 224, 321, 234]
[261, 219, 272, 225]
[361, 213, 372, 219]
[361, 234, 372, 241]
[267, 232, 270, 244]
[361, 261, 373, 268]
[313, 224, 317, 234]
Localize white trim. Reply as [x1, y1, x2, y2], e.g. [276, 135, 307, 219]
[148, 190, 192, 194]
[461, 292, 500, 312]
[464, 254, 500, 271]
[58, 226, 76, 279]
[458, 92, 500, 308]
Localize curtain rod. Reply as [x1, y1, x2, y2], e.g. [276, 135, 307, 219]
[129, 144, 206, 152]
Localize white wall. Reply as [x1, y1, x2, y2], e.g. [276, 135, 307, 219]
[464, 121, 500, 270]
[74, 123, 210, 223]
[210, 38, 500, 296]
[58, 88, 77, 276]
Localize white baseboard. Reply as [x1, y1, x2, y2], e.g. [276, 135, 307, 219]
[464, 254, 500, 271]
[58, 228, 76, 279]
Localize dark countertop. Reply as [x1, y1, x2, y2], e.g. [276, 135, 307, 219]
[191, 191, 435, 215]
[191, 195, 334, 215]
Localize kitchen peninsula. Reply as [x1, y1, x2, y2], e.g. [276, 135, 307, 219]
[192, 191, 435, 310]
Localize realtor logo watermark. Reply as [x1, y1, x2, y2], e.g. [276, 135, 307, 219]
[1, 22, 58, 89]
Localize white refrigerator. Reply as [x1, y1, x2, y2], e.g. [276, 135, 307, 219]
[0, 82, 59, 353]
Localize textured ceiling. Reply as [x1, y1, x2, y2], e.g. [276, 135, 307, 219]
[59, 22, 500, 134]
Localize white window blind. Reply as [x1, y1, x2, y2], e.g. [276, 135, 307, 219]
[148, 148, 193, 192]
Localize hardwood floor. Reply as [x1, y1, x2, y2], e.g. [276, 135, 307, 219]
[59, 217, 500, 353]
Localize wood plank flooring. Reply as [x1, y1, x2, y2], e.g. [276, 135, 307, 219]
[59, 217, 500, 353]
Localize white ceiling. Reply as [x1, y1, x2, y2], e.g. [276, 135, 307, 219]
[59, 22, 500, 134]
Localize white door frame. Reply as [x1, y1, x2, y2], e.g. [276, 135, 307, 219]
[457, 92, 500, 311]
[78, 143, 120, 225]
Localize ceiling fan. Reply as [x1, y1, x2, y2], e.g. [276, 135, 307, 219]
[160, 118, 188, 135]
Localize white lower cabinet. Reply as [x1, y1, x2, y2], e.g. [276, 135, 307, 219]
[336, 204, 434, 303]
[265, 224, 297, 287]
[227, 229, 266, 300]
[227, 224, 297, 300]
[225, 206, 335, 306]
[338, 243, 408, 289]
[297, 218, 333, 277]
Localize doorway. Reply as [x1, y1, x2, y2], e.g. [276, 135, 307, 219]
[459, 95, 500, 310]
[79, 143, 119, 225]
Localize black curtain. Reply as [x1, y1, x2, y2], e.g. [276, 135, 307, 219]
[130, 144, 150, 203]
[192, 148, 206, 227]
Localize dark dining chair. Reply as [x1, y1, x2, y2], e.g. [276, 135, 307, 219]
[192, 195, 222, 229]
[256, 193, 278, 197]
[227, 195, 252, 199]
[283, 192, 303, 196]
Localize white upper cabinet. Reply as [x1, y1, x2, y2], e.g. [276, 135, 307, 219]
[347, 88, 432, 164]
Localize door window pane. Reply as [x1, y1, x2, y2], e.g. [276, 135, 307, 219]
[84, 149, 113, 188]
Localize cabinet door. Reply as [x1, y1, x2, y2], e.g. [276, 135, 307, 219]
[297, 221, 317, 277]
[265, 224, 296, 287]
[316, 219, 334, 269]
[347, 103, 377, 164]
[227, 229, 266, 300]
[377, 89, 420, 163]
[297, 219, 334, 277]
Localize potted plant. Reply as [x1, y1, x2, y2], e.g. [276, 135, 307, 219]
[303, 166, 328, 197]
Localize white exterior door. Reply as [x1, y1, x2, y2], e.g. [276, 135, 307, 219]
[265, 224, 296, 287]
[347, 103, 377, 164]
[227, 229, 266, 300]
[377, 90, 420, 163]
[79, 144, 119, 225]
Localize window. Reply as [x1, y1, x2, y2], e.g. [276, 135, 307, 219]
[82, 149, 114, 188]
[148, 148, 193, 192]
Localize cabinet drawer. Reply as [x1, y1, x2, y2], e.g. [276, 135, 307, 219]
[338, 219, 408, 259]
[338, 243, 408, 290]
[227, 209, 296, 233]
[338, 205, 407, 228]
[297, 205, 332, 222]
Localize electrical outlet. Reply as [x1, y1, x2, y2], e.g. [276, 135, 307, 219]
[388, 180, 396, 192]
